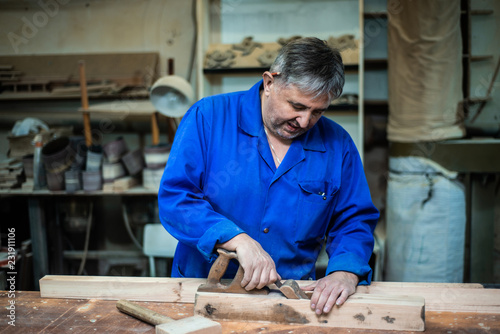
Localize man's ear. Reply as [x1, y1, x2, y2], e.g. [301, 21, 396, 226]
[262, 71, 274, 97]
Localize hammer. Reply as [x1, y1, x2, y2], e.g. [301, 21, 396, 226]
[116, 299, 221, 334]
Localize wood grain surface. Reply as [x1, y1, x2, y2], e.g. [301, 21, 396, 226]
[2, 291, 499, 334]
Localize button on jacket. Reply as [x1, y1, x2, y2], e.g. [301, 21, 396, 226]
[158, 80, 379, 283]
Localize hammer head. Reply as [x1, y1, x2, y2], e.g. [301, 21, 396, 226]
[156, 315, 221, 334]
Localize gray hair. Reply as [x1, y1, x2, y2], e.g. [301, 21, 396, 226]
[270, 37, 345, 101]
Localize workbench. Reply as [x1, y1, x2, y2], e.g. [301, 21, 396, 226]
[2, 290, 499, 333]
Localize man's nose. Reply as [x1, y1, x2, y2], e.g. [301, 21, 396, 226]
[296, 114, 311, 128]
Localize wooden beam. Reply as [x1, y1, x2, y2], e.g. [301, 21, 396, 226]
[194, 291, 425, 331]
[40, 275, 201, 303]
[39, 276, 500, 314]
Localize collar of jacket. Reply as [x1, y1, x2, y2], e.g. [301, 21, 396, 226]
[238, 80, 326, 153]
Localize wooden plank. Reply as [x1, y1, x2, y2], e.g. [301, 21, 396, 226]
[194, 291, 425, 331]
[356, 282, 500, 314]
[6, 291, 500, 334]
[40, 275, 201, 303]
[39, 276, 500, 314]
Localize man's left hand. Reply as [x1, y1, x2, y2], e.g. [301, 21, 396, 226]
[302, 271, 359, 315]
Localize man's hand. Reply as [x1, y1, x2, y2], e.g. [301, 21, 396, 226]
[302, 271, 359, 315]
[218, 233, 280, 291]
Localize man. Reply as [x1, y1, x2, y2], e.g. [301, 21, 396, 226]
[158, 37, 379, 315]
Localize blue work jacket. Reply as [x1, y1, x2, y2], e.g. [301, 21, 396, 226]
[158, 80, 379, 283]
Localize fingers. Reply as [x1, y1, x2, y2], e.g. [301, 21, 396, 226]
[301, 282, 317, 291]
[310, 281, 340, 315]
[242, 257, 279, 290]
[229, 235, 279, 290]
[309, 272, 358, 315]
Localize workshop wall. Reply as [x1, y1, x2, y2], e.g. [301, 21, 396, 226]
[0, 0, 196, 156]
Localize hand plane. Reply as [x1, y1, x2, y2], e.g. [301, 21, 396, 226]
[198, 248, 308, 299]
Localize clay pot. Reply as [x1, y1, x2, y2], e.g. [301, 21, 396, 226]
[103, 137, 128, 163]
[121, 149, 144, 176]
[143, 167, 164, 191]
[82, 171, 102, 192]
[86, 145, 103, 172]
[69, 136, 87, 170]
[22, 154, 34, 178]
[65, 169, 81, 193]
[46, 171, 65, 191]
[102, 162, 126, 182]
[144, 143, 171, 169]
[41, 137, 75, 174]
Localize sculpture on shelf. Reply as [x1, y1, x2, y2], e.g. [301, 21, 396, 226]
[232, 36, 263, 56]
[205, 49, 236, 69]
[277, 35, 302, 46]
[257, 50, 279, 67]
[327, 34, 356, 52]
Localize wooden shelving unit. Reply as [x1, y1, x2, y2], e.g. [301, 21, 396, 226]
[196, 0, 366, 158]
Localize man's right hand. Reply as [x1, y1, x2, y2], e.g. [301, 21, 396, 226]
[218, 233, 280, 290]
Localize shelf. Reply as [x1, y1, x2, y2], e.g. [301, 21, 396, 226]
[364, 12, 387, 19]
[0, 186, 158, 196]
[203, 63, 360, 75]
[328, 103, 358, 112]
[461, 9, 494, 15]
[365, 59, 387, 70]
[63, 250, 144, 260]
[364, 100, 388, 115]
[463, 54, 494, 62]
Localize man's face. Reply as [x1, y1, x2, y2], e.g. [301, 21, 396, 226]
[261, 73, 330, 141]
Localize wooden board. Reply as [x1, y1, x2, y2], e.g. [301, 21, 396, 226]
[39, 276, 500, 314]
[4, 291, 500, 334]
[40, 275, 200, 303]
[194, 291, 425, 331]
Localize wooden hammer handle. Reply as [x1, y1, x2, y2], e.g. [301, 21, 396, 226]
[116, 299, 174, 326]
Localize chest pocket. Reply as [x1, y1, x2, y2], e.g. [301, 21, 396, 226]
[295, 181, 339, 245]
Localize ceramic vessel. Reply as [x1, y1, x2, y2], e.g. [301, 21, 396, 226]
[121, 149, 144, 176]
[65, 169, 81, 193]
[102, 162, 126, 182]
[103, 137, 128, 163]
[41, 137, 75, 174]
[144, 143, 171, 169]
[86, 145, 103, 172]
[82, 170, 102, 191]
[46, 171, 65, 191]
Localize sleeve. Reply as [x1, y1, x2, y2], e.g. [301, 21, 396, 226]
[325, 136, 380, 285]
[157, 100, 245, 263]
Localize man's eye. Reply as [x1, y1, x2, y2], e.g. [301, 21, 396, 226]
[312, 110, 324, 117]
[292, 105, 306, 111]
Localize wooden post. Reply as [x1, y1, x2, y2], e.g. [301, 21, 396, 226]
[167, 57, 176, 143]
[79, 60, 92, 147]
[151, 112, 160, 146]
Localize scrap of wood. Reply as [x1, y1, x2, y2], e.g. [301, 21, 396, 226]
[39, 276, 500, 314]
[194, 291, 425, 331]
